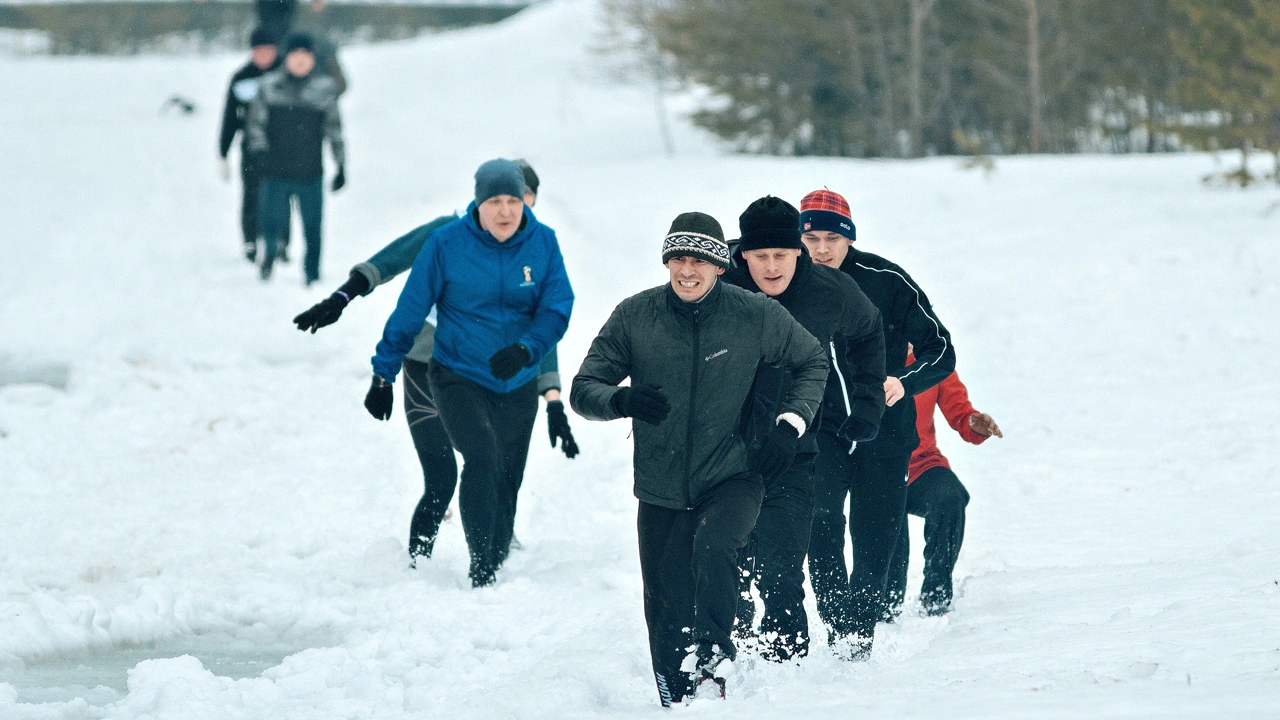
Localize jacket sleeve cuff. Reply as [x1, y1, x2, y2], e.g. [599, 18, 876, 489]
[537, 371, 561, 395]
[351, 262, 381, 295]
[776, 412, 807, 437]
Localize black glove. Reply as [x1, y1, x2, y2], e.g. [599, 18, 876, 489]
[331, 165, 346, 192]
[837, 416, 878, 443]
[755, 421, 799, 480]
[489, 343, 531, 381]
[293, 292, 350, 333]
[612, 383, 671, 426]
[546, 400, 579, 458]
[364, 376, 393, 420]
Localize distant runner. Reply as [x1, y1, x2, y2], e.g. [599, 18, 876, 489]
[245, 32, 345, 284]
[218, 26, 284, 262]
[255, 0, 348, 95]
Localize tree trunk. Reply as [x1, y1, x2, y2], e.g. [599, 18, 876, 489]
[1025, 0, 1042, 153]
[649, 45, 675, 156]
[866, 0, 898, 156]
[908, 0, 935, 157]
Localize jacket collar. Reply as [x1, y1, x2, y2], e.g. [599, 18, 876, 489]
[665, 277, 723, 323]
[464, 201, 534, 249]
[773, 251, 814, 306]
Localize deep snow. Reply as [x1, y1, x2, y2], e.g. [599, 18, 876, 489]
[1, 1, 1278, 717]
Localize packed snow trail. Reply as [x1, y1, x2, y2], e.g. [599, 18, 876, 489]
[1, 1, 1277, 717]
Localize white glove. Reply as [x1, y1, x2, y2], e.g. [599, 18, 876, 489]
[218, 158, 230, 183]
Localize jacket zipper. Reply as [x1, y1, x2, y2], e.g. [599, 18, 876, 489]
[685, 308, 700, 507]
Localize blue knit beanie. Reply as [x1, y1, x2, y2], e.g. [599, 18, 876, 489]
[474, 159, 526, 205]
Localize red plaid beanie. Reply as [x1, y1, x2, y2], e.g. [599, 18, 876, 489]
[799, 189, 856, 241]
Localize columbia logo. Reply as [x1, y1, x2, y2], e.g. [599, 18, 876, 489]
[705, 349, 728, 362]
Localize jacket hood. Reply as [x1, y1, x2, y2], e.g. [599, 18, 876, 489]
[463, 200, 536, 249]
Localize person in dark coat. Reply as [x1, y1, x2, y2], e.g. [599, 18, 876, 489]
[885, 351, 1001, 617]
[218, 26, 283, 262]
[245, 32, 345, 284]
[291, 161, 576, 564]
[799, 188, 957, 660]
[367, 159, 574, 588]
[255, 0, 348, 95]
[571, 212, 827, 705]
[721, 196, 886, 661]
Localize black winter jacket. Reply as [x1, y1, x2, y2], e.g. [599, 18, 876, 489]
[571, 281, 828, 509]
[218, 61, 271, 161]
[826, 247, 956, 453]
[725, 252, 886, 454]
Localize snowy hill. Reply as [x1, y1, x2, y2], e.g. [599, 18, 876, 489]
[1, 0, 1277, 716]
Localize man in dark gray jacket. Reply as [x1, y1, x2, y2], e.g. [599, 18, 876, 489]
[246, 32, 345, 284]
[571, 212, 827, 706]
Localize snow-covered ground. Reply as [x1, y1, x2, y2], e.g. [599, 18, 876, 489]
[2, 1, 1278, 717]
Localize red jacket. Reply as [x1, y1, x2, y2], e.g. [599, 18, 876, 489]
[908, 353, 988, 484]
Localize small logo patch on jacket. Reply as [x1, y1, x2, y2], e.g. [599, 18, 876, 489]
[520, 266, 535, 287]
[705, 349, 728, 362]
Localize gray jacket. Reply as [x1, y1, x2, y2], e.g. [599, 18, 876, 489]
[571, 281, 827, 509]
[246, 69, 344, 180]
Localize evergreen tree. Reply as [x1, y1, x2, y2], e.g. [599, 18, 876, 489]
[1170, 0, 1280, 182]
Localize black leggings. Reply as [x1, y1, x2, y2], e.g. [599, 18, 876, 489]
[429, 362, 538, 586]
[403, 358, 458, 559]
[808, 432, 908, 640]
[886, 466, 970, 612]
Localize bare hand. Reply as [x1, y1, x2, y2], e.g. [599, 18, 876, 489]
[218, 158, 231, 183]
[884, 376, 904, 407]
[969, 412, 1003, 438]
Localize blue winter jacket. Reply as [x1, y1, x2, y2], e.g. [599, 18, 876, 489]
[372, 203, 574, 393]
[353, 212, 562, 391]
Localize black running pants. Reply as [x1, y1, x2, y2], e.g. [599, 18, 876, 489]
[428, 362, 538, 586]
[808, 432, 908, 639]
[638, 473, 763, 706]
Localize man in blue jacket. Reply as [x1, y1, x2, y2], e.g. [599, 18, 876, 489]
[365, 159, 574, 588]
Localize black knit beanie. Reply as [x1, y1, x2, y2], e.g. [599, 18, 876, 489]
[514, 159, 540, 197]
[249, 26, 276, 49]
[284, 33, 314, 55]
[473, 159, 526, 205]
[662, 212, 730, 268]
[738, 196, 803, 253]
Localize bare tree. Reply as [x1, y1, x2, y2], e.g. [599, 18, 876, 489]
[598, 0, 678, 156]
